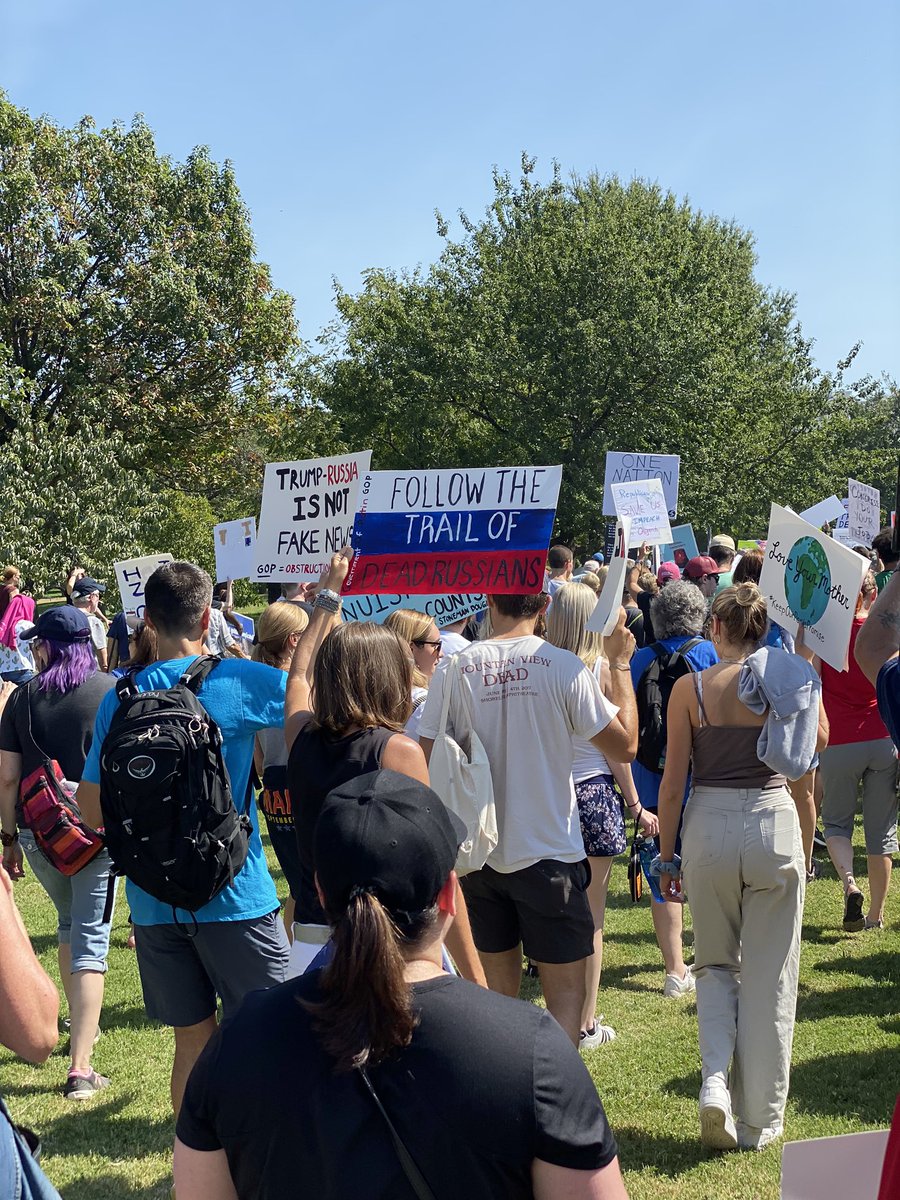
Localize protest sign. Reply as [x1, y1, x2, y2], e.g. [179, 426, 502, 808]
[254, 451, 371, 583]
[341, 592, 486, 626]
[213, 517, 257, 581]
[343, 465, 562, 595]
[798, 496, 844, 528]
[601, 519, 617, 565]
[610, 478, 673, 547]
[658, 523, 699, 568]
[114, 554, 174, 620]
[847, 478, 880, 546]
[738, 538, 766, 551]
[602, 452, 680, 519]
[831, 498, 855, 547]
[758, 504, 870, 671]
[587, 517, 631, 635]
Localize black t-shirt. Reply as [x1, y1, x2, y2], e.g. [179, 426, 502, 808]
[635, 591, 655, 645]
[0, 674, 115, 809]
[177, 972, 617, 1200]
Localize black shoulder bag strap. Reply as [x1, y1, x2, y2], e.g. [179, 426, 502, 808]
[180, 654, 222, 691]
[357, 1065, 437, 1200]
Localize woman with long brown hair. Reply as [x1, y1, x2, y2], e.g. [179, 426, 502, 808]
[283, 549, 484, 984]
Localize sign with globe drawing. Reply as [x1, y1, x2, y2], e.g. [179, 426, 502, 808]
[759, 504, 871, 672]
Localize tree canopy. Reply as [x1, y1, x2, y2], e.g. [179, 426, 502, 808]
[317, 157, 895, 547]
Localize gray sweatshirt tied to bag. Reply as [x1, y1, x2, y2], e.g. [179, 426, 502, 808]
[737, 646, 822, 781]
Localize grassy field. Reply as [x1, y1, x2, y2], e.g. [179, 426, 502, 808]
[0, 827, 897, 1200]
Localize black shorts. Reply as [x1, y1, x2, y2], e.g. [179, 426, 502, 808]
[461, 859, 594, 964]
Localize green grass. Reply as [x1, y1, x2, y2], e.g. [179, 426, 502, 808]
[1, 829, 897, 1200]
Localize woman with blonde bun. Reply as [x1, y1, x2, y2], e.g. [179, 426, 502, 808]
[657, 583, 827, 1153]
[252, 602, 310, 937]
[385, 608, 442, 741]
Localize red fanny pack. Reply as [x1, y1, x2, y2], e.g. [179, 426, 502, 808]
[16, 684, 104, 876]
[19, 760, 104, 876]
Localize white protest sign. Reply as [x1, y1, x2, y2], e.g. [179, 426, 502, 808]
[213, 517, 257, 581]
[847, 478, 880, 546]
[831, 498, 855, 547]
[798, 496, 844, 528]
[758, 504, 870, 671]
[114, 554, 174, 620]
[610, 478, 673, 547]
[254, 451, 372, 583]
[603, 452, 680, 519]
[341, 592, 486, 626]
[587, 517, 631, 635]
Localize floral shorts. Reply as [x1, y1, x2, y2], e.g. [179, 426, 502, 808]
[575, 774, 626, 858]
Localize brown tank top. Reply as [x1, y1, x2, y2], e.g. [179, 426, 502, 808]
[691, 674, 787, 790]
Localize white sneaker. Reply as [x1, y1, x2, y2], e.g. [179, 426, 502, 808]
[736, 1121, 783, 1151]
[663, 964, 696, 998]
[699, 1078, 738, 1150]
[579, 1016, 616, 1050]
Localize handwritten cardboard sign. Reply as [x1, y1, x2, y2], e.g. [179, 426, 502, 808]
[603, 452, 680, 519]
[344, 465, 562, 595]
[610, 478, 673, 547]
[847, 478, 880, 546]
[758, 504, 869, 671]
[213, 517, 257, 581]
[114, 554, 174, 620]
[254, 451, 371, 583]
[587, 517, 631, 635]
[341, 592, 486, 626]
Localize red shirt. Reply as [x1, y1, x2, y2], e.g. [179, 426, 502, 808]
[821, 617, 890, 745]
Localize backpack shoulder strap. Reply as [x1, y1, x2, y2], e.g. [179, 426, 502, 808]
[180, 655, 222, 693]
[115, 673, 139, 702]
[669, 636, 703, 669]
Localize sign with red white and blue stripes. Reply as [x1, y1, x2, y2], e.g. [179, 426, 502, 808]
[344, 466, 562, 595]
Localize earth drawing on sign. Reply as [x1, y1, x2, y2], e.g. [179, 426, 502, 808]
[784, 536, 830, 625]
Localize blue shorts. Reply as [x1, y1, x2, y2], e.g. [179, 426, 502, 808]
[19, 831, 116, 972]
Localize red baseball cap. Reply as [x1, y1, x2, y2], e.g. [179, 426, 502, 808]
[657, 561, 681, 584]
[684, 555, 720, 580]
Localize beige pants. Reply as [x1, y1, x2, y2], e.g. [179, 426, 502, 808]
[682, 784, 805, 1139]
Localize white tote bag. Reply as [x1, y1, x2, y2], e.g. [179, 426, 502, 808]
[427, 656, 498, 876]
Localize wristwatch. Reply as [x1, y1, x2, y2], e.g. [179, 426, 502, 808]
[0, 829, 18, 848]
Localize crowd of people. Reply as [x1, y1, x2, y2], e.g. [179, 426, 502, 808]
[0, 524, 897, 1198]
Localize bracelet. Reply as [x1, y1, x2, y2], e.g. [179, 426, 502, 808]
[314, 589, 341, 614]
[0, 829, 18, 848]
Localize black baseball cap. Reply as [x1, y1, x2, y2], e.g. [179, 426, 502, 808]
[20, 606, 92, 644]
[71, 576, 106, 597]
[314, 770, 466, 922]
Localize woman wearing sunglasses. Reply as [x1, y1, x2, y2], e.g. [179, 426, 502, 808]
[385, 609, 443, 741]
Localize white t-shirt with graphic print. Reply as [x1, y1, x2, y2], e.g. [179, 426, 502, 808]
[419, 635, 618, 873]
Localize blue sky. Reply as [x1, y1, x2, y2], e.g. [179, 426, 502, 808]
[3, 1, 898, 381]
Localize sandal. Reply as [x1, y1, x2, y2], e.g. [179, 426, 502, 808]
[843, 890, 865, 932]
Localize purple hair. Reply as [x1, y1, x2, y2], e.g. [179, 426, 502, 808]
[37, 639, 98, 695]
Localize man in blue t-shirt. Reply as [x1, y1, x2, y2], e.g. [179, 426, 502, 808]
[856, 567, 900, 750]
[78, 562, 289, 1116]
[629, 581, 718, 1000]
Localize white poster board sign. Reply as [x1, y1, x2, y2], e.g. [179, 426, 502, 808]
[780, 1129, 888, 1200]
[114, 554, 174, 620]
[758, 504, 870, 671]
[254, 451, 372, 583]
[213, 517, 257, 581]
[831, 498, 854, 548]
[798, 496, 844, 528]
[341, 592, 486, 626]
[603, 452, 680, 519]
[847, 478, 880, 546]
[587, 517, 631, 635]
[611, 478, 673, 547]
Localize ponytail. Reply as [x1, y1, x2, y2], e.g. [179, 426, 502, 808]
[300, 890, 437, 1073]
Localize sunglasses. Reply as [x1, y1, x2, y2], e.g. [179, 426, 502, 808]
[412, 638, 442, 650]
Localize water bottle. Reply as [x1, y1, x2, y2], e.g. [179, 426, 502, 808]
[637, 837, 666, 903]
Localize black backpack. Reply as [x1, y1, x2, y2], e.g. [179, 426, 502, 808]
[635, 638, 703, 775]
[99, 656, 251, 913]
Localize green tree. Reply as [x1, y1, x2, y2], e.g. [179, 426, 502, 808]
[0, 92, 298, 517]
[317, 158, 892, 548]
